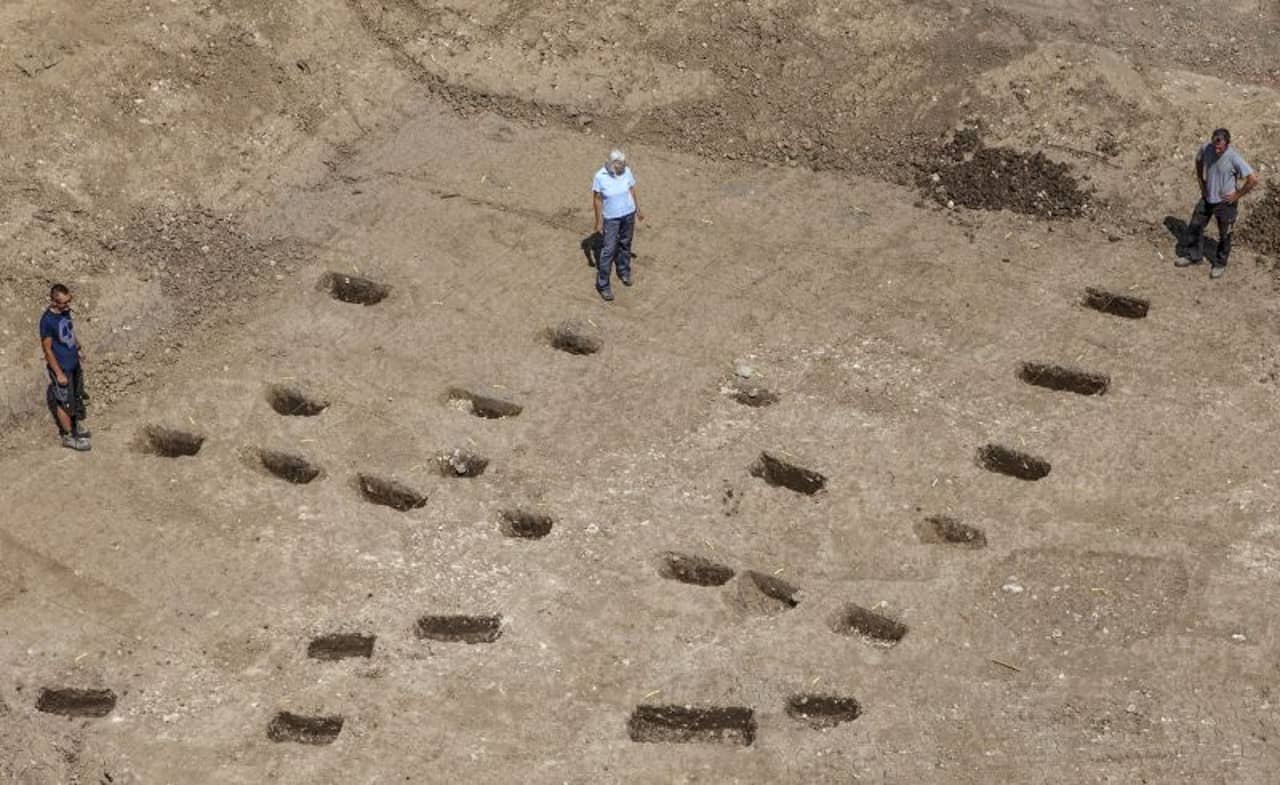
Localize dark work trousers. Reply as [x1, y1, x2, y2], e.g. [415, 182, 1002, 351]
[1185, 199, 1238, 266]
[596, 212, 635, 292]
[46, 365, 86, 435]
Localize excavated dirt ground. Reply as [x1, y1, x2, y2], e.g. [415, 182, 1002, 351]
[2, 1, 1280, 783]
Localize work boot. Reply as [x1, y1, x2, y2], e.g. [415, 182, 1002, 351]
[598, 287, 614, 302]
[1210, 265, 1226, 280]
[60, 434, 91, 452]
[1174, 255, 1201, 267]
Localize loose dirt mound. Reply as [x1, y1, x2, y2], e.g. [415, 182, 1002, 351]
[1239, 186, 1280, 256]
[922, 129, 1091, 219]
[86, 209, 310, 408]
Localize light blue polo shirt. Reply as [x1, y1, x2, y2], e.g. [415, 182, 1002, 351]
[1197, 143, 1254, 204]
[592, 166, 636, 219]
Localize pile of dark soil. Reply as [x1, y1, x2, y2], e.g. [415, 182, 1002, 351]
[1239, 186, 1280, 255]
[921, 130, 1091, 219]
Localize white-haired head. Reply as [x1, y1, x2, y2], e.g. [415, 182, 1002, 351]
[607, 149, 628, 173]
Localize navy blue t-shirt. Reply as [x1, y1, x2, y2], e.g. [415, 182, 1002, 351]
[39, 308, 79, 371]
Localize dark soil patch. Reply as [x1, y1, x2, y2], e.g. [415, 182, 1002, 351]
[732, 384, 780, 407]
[35, 688, 117, 718]
[1238, 185, 1280, 255]
[831, 604, 908, 645]
[628, 705, 756, 746]
[977, 444, 1051, 481]
[547, 320, 603, 355]
[307, 633, 375, 660]
[499, 509, 553, 539]
[267, 385, 328, 416]
[915, 515, 987, 548]
[141, 425, 205, 457]
[267, 711, 344, 744]
[785, 694, 862, 729]
[922, 131, 1090, 219]
[749, 451, 826, 495]
[438, 449, 489, 478]
[448, 385, 523, 419]
[1018, 362, 1109, 396]
[415, 614, 503, 644]
[259, 449, 322, 484]
[320, 271, 389, 305]
[357, 473, 427, 511]
[1082, 288, 1149, 319]
[658, 552, 735, 587]
[734, 569, 800, 615]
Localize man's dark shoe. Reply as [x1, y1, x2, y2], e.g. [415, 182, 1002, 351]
[597, 287, 614, 302]
[620, 274, 633, 287]
[1175, 255, 1202, 267]
[1210, 265, 1226, 280]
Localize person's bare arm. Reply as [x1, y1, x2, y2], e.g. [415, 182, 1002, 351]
[1226, 172, 1259, 204]
[41, 336, 67, 385]
[1195, 159, 1206, 200]
[631, 186, 643, 221]
[593, 191, 603, 233]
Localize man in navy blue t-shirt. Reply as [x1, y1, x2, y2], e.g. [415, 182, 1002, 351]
[39, 283, 90, 451]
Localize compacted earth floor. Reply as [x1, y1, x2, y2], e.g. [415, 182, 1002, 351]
[2, 1, 1279, 783]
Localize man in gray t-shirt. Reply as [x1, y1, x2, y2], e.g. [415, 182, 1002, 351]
[1177, 128, 1259, 279]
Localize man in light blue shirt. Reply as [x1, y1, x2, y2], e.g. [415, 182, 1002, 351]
[591, 149, 643, 301]
[1177, 128, 1259, 279]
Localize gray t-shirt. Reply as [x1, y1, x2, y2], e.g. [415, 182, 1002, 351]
[1197, 143, 1254, 204]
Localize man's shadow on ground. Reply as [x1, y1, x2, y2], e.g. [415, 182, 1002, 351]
[580, 232, 602, 267]
[579, 232, 642, 268]
[1162, 215, 1221, 261]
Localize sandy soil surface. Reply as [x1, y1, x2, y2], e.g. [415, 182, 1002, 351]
[2, 1, 1279, 783]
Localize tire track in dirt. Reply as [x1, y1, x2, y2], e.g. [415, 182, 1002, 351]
[0, 528, 139, 619]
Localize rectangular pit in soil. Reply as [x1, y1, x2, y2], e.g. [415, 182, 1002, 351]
[35, 688, 117, 718]
[750, 451, 826, 495]
[448, 386, 523, 419]
[499, 509, 554, 539]
[307, 633, 376, 661]
[321, 271, 389, 305]
[141, 425, 204, 457]
[831, 604, 908, 645]
[1083, 287, 1149, 319]
[785, 694, 862, 729]
[977, 444, 1051, 481]
[357, 474, 427, 511]
[259, 449, 322, 484]
[415, 614, 503, 644]
[658, 552, 735, 586]
[1018, 362, 1109, 396]
[267, 711, 344, 744]
[267, 384, 328, 416]
[628, 705, 756, 746]
[548, 320, 602, 355]
[735, 569, 800, 614]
